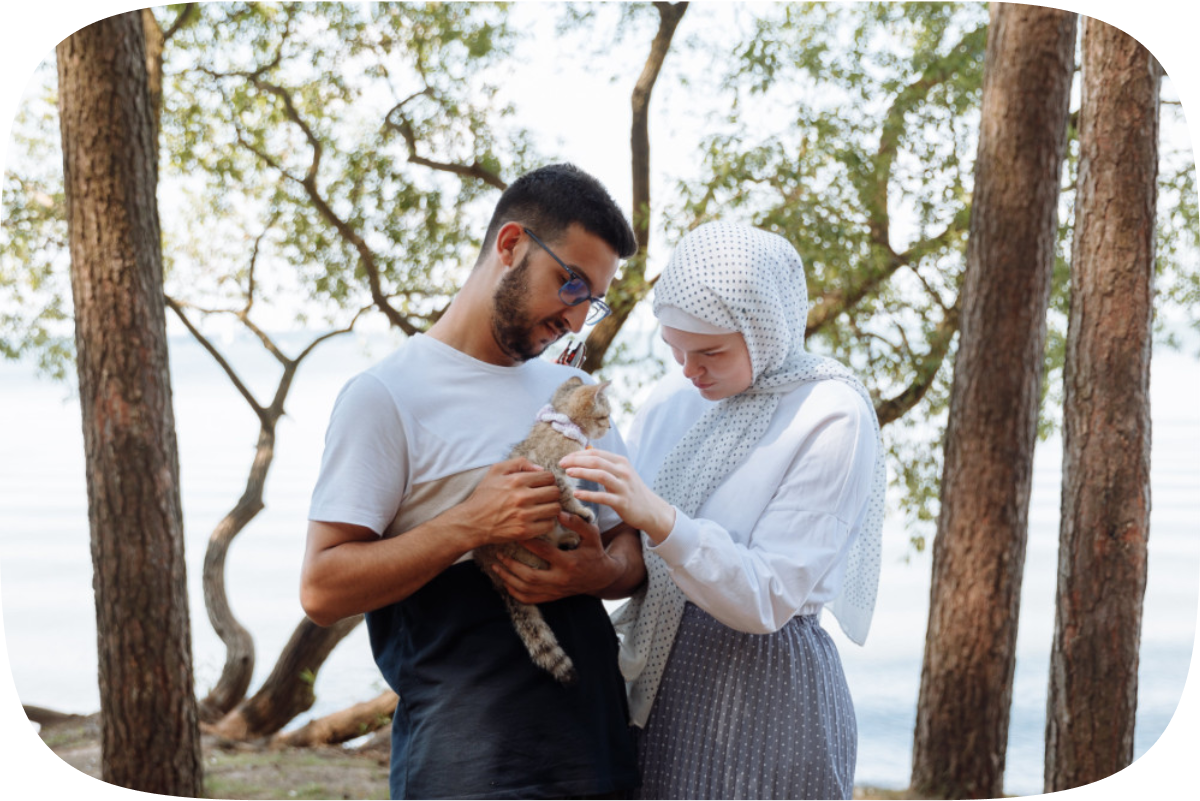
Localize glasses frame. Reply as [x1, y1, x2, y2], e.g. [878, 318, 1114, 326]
[522, 227, 611, 325]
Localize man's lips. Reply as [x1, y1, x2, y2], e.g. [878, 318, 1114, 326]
[539, 321, 567, 344]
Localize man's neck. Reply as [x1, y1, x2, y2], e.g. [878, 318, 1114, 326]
[426, 284, 518, 368]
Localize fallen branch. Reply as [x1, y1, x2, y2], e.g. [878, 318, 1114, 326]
[272, 690, 399, 748]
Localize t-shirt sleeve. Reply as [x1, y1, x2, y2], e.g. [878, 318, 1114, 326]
[308, 373, 410, 535]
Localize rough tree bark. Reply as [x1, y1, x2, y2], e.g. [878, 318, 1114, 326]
[57, 11, 203, 795]
[910, 4, 1077, 798]
[1045, 18, 1161, 792]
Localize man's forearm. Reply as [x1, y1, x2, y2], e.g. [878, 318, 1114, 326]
[594, 525, 647, 600]
[302, 512, 476, 626]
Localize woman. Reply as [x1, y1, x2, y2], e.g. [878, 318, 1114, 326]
[560, 221, 885, 799]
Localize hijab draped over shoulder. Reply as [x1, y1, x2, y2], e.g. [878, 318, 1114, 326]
[614, 221, 886, 727]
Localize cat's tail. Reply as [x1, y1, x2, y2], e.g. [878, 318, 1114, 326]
[502, 593, 578, 686]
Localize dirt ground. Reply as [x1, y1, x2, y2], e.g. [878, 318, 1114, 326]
[37, 712, 391, 800]
[35, 711, 908, 799]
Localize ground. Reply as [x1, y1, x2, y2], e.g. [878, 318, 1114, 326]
[37, 713, 391, 800]
[35, 711, 909, 799]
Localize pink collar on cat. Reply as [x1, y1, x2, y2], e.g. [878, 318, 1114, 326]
[536, 404, 589, 447]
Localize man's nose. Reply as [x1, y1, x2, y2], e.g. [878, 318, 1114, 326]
[682, 356, 703, 379]
[562, 303, 589, 333]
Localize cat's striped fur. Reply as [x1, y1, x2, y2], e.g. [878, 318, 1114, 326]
[473, 377, 612, 685]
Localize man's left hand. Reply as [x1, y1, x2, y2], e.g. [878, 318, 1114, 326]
[490, 511, 622, 605]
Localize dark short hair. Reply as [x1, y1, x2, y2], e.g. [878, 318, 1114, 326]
[479, 164, 637, 263]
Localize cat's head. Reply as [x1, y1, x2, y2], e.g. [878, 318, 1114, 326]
[552, 376, 613, 441]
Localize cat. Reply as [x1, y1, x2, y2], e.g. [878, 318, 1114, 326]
[473, 376, 613, 685]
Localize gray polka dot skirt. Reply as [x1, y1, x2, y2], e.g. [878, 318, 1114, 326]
[636, 604, 857, 800]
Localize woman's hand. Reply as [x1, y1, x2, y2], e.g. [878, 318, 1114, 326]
[559, 449, 676, 544]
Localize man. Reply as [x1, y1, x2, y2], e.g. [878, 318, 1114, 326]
[301, 164, 646, 799]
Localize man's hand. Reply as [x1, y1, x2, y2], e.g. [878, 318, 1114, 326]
[490, 511, 624, 605]
[450, 457, 564, 548]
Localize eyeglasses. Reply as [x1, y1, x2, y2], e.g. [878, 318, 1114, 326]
[522, 227, 611, 325]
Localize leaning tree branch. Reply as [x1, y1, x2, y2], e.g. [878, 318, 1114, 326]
[875, 303, 960, 427]
[580, 1, 689, 374]
[272, 690, 399, 748]
[207, 615, 365, 740]
[171, 237, 369, 723]
[213, 69, 420, 335]
[166, 296, 267, 423]
[191, 303, 368, 722]
[162, 3, 198, 42]
[384, 92, 508, 190]
[808, 26, 983, 340]
[864, 24, 987, 255]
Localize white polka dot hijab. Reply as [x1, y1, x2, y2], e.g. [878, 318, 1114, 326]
[613, 221, 886, 727]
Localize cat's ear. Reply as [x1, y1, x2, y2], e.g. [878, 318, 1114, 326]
[561, 376, 584, 389]
[593, 379, 612, 394]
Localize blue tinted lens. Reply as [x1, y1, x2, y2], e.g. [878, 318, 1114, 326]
[561, 278, 591, 305]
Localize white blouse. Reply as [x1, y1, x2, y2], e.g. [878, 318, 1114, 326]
[626, 370, 879, 634]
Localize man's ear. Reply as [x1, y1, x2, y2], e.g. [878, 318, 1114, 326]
[495, 221, 524, 269]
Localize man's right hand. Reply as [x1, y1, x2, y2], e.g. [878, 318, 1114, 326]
[452, 457, 564, 547]
[302, 458, 564, 626]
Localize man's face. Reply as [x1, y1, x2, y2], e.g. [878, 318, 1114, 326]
[490, 251, 544, 362]
[489, 225, 620, 362]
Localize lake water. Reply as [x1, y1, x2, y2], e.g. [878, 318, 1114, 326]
[1, 329, 1197, 797]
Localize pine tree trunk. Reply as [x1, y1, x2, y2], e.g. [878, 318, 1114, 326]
[1044, 18, 1160, 792]
[57, 11, 203, 796]
[910, 4, 1077, 798]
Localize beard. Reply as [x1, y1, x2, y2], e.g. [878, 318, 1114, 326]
[490, 253, 564, 362]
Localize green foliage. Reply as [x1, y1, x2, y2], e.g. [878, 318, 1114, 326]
[674, 2, 990, 543]
[3, 2, 1196, 551]
[1, 64, 72, 380]
[158, 2, 535, 326]
[1154, 93, 1200, 348]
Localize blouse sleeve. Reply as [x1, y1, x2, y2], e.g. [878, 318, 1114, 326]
[645, 384, 878, 634]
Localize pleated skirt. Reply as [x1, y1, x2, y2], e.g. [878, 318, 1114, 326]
[636, 603, 857, 800]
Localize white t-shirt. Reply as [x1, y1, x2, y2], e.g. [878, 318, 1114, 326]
[309, 334, 627, 547]
[627, 369, 878, 634]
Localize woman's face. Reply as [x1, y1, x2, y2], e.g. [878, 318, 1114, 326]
[661, 326, 754, 401]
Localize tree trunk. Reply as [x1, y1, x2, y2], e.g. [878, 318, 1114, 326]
[1045, 18, 1160, 792]
[581, 2, 687, 373]
[57, 11, 203, 796]
[910, 4, 1077, 798]
[195, 423, 272, 722]
[207, 615, 363, 740]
